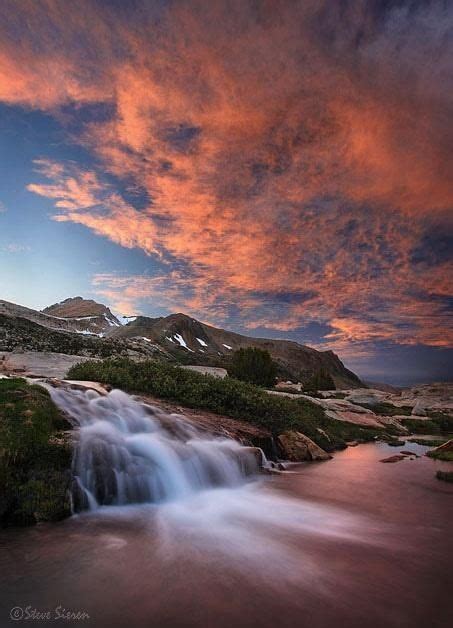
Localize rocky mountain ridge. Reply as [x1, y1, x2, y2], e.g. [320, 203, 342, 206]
[111, 312, 362, 388]
[0, 297, 362, 389]
[0, 298, 120, 336]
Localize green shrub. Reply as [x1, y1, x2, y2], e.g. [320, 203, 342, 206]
[426, 412, 453, 432]
[228, 347, 277, 387]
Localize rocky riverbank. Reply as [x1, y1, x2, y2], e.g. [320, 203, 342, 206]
[2, 368, 453, 528]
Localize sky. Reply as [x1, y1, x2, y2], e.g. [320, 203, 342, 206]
[0, 0, 452, 385]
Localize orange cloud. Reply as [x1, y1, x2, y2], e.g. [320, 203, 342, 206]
[0, 0, 452, 356]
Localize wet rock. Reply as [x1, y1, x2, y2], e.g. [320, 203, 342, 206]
[387, 440, 406, 447]
[380, 455, 406, 463]
[277, 431, 331, 462]
[241, 446, 265, 470]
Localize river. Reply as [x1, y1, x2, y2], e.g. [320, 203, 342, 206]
[1, 387, 452, 627]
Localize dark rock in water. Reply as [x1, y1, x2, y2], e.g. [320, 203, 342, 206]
[241, 447, 265, 470]
[380, 455, 406, 463]
[401, 450, 419, 457]
[388, 440, 406, 447]
[436, 470, 453, 483]
[277, 431, 331, 462]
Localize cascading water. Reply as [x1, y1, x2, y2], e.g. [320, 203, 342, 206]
[47, 386, 263, 511]
[3, 380, 400, 628]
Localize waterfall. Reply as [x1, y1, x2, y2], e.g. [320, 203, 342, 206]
[48, 386, 263, 511]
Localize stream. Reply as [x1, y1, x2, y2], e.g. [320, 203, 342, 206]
[1, 387, 452, 627]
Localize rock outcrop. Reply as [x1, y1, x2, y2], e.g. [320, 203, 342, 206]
[277, 431, 332, 462]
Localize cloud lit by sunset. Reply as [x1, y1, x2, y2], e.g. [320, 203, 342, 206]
[0, 0, 452, 383]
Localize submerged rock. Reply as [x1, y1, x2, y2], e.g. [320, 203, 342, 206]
[436, 470, 453, 483]
[277, 431, 331, 462]
[380, 455, 406, 463]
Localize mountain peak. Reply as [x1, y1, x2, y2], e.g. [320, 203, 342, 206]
[41, 296, 121, 333]
[43, 297, 115, 320]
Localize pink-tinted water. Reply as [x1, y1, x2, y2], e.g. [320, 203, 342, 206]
[1, 442, 452, 628]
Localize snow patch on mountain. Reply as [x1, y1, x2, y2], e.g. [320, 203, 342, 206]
[174, 333, 194, 352]
[117, 315, 137, 325]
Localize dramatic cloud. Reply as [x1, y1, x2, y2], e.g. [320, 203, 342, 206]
[0, 0, 452, 360]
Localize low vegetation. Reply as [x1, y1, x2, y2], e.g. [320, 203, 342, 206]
[403, 414, 453, 435]
[409, 437, 448, 447]
[0, 378, 72, 526]
[427, 450, 453, 462]
[68, 358, 382, 450]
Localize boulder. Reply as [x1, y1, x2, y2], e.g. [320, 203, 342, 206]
[277, 431, 331, 462]
[241, 446, 265, 470]
[411, 400, 427, 416]
[345, 393, 381, 406]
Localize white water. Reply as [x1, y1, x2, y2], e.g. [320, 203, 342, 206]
[48, 386, 262, 511]
[45, 385, 389, 588]
[45, 384, 382, 563]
